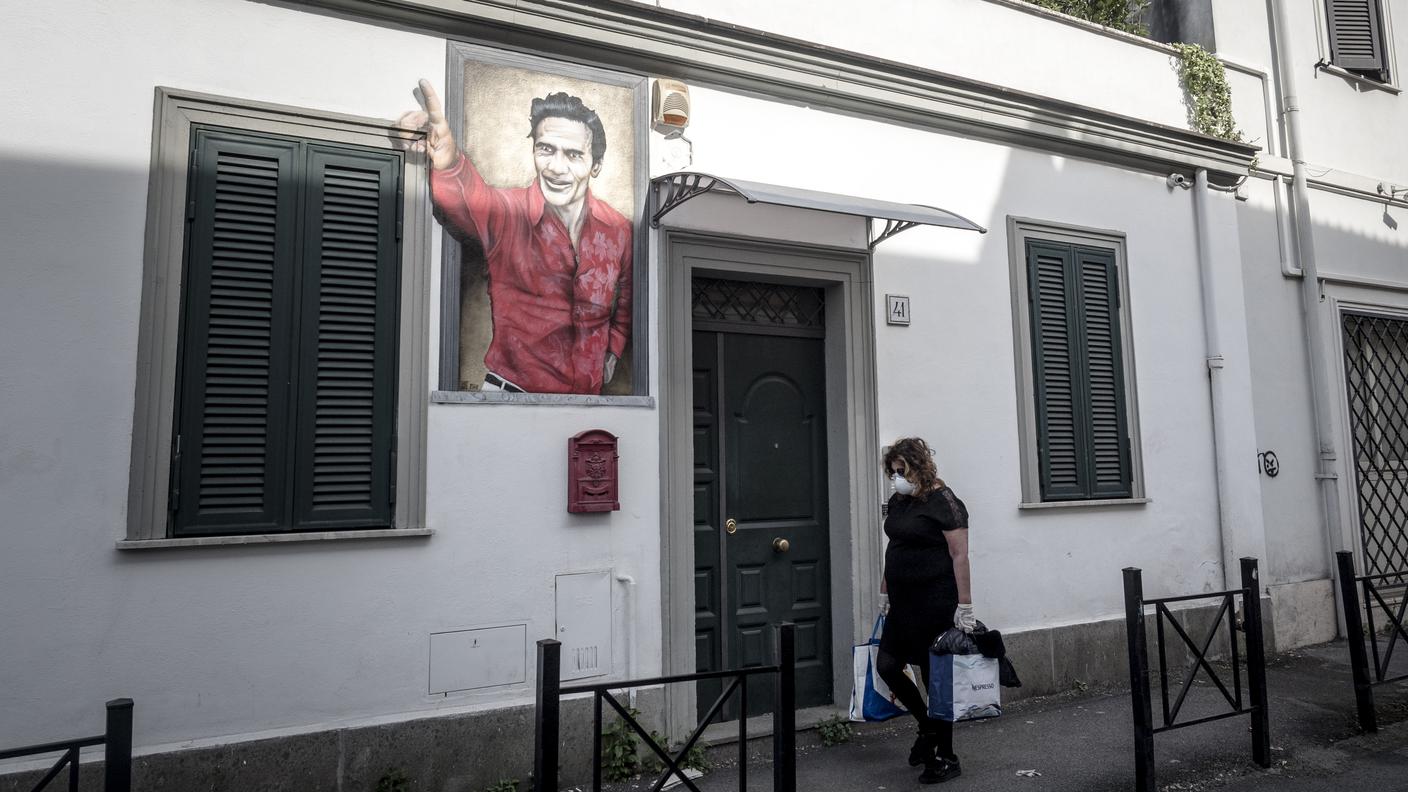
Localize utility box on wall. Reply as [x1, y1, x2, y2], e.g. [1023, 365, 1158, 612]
[568, 430, 619, 513]
[555, 571, 612, 681]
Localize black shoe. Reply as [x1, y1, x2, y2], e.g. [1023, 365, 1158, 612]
[919, 756, 961, 784]
[907, 732, 936, 766]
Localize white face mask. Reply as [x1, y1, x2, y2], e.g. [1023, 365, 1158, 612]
[891, 473, 916, 496]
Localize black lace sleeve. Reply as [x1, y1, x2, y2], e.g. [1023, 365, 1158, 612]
[935, 487, 969, 531]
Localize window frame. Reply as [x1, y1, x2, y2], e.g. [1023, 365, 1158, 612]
[124, 87, 431, 545]
[1006, 217, 1147, 508]
[431, 41, 653, 406]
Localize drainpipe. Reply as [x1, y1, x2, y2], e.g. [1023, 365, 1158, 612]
[1189, 169, 1240, 591]
[1269, 0, 1347, 627]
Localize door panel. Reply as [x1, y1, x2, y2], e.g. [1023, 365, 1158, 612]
[694, 320, 832, 719]
[692, 333, 724, 710]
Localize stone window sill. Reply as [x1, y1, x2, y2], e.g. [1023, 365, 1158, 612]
[1018, 497, 1151, 511]
[117, 528, 433, 550]
[1315, 62, 1402, 94]
[431, 390, 655, 407]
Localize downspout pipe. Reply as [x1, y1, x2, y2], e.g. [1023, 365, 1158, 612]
[1269, 0, 1347, 626]
[1191, 168, 1239, 591]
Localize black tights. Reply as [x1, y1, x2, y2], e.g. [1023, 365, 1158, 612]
[875, 648, 953, 759]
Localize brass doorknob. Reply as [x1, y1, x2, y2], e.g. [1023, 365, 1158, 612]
[772, 537, 790, 553]
[725, 518, 738, 535]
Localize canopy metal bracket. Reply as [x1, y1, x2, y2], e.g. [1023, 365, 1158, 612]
[869, 218, 922, 249]
[651, 173, 752, 228]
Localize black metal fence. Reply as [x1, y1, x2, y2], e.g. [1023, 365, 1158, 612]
[1124, 558, 1269, 792]
[1336, 550, 1408, 733]
[0, 699, 132, 792]
[534, 623, 796, 792]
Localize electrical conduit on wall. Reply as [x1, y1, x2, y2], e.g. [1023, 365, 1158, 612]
[616, 573, 637, 708]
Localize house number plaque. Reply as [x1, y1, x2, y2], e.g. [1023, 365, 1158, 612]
[886, 294, 911, 326]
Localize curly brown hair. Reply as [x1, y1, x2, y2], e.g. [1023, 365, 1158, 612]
[882, 437, 946, 499]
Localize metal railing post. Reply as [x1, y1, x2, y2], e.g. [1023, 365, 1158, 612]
[591, 692, 602, 792]
[534, 639, 561, 792]
[103, 698, 133, 792]
[1124, 567, 1156, 792]
[1336, 551, 1377, 732]
[772, 622, 796, 792]
[1239, 558, 1271, 767]
[738, 680, 748, 792]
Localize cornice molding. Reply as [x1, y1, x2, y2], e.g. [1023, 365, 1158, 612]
[288, 0, 1258, 176]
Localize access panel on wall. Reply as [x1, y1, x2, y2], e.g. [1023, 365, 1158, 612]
[407, 43, 648, 396]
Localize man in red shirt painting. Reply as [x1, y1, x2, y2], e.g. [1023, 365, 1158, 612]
[400, 79, 632, 394]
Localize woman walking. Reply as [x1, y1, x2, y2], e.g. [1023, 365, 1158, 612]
[876, 437, 975, 784]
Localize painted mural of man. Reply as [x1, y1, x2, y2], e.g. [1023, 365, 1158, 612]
[400, 79, 632, 394]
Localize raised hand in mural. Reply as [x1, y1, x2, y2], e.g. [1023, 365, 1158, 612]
[397, 79, 459, 171]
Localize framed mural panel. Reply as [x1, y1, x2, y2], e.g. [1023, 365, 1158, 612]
[422, 42, 649, 400]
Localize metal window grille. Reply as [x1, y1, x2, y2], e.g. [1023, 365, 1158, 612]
[1343, 312, 1408, 576]
[691, 277, 824, 333]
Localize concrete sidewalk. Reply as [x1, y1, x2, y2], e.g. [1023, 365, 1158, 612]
[602, 641, 1408, 792]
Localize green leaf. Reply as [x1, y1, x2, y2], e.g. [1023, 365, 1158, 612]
[1172, 43, 1245, 143]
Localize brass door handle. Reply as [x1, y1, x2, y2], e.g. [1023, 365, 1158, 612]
[725, 518, 738, 535]
[772, 537, 790, 553]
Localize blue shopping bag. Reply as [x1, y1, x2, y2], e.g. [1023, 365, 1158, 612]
[849, 615, 908, 722]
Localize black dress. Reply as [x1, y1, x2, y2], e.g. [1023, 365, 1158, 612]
[880, 486, 969, 665]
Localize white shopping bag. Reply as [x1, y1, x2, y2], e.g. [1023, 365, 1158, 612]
[928, 652, 1002, 722]
[848, 615, 927, 722]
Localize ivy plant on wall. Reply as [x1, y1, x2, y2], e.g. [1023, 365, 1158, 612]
[1171, 43, 1244, 143]
[1025, 0, 1150, 36]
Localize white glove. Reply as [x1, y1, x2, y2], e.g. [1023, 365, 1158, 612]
[954, 603, 976, 633]
[879, 593, 890, 617]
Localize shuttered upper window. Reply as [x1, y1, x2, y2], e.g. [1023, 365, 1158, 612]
[171, 127, 402, 536]
[1027, 240, 1132, 500]
[1328, 0, 1390, 82]
[1008, 219, 1143, 506]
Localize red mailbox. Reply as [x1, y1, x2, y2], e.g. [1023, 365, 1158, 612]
[568, 430, 620, 513]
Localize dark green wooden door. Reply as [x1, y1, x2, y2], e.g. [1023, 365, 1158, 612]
[693, 313, 832, 720]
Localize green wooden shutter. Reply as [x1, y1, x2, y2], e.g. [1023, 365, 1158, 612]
[1027, 240, 1133, 501]
[1075, 247, 1133, 499]
[1027, 241, 1085, 500]
[1328, 0, 1386, 75]
[289, 145, 402, 530]
[174, 129, 402, 536]
[173, 130, 300, 535]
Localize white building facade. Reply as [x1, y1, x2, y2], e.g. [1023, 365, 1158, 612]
[2, 0, 1389, 788]
[1213, 0, 1408, 649]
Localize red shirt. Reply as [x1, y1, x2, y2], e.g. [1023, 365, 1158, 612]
[430, 156, 633, 394]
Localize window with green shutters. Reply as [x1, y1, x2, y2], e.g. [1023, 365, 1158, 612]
[1025, 239, 1134, 501]
[1327, 0, 1390, 82]
[171, 127, 403, 536]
